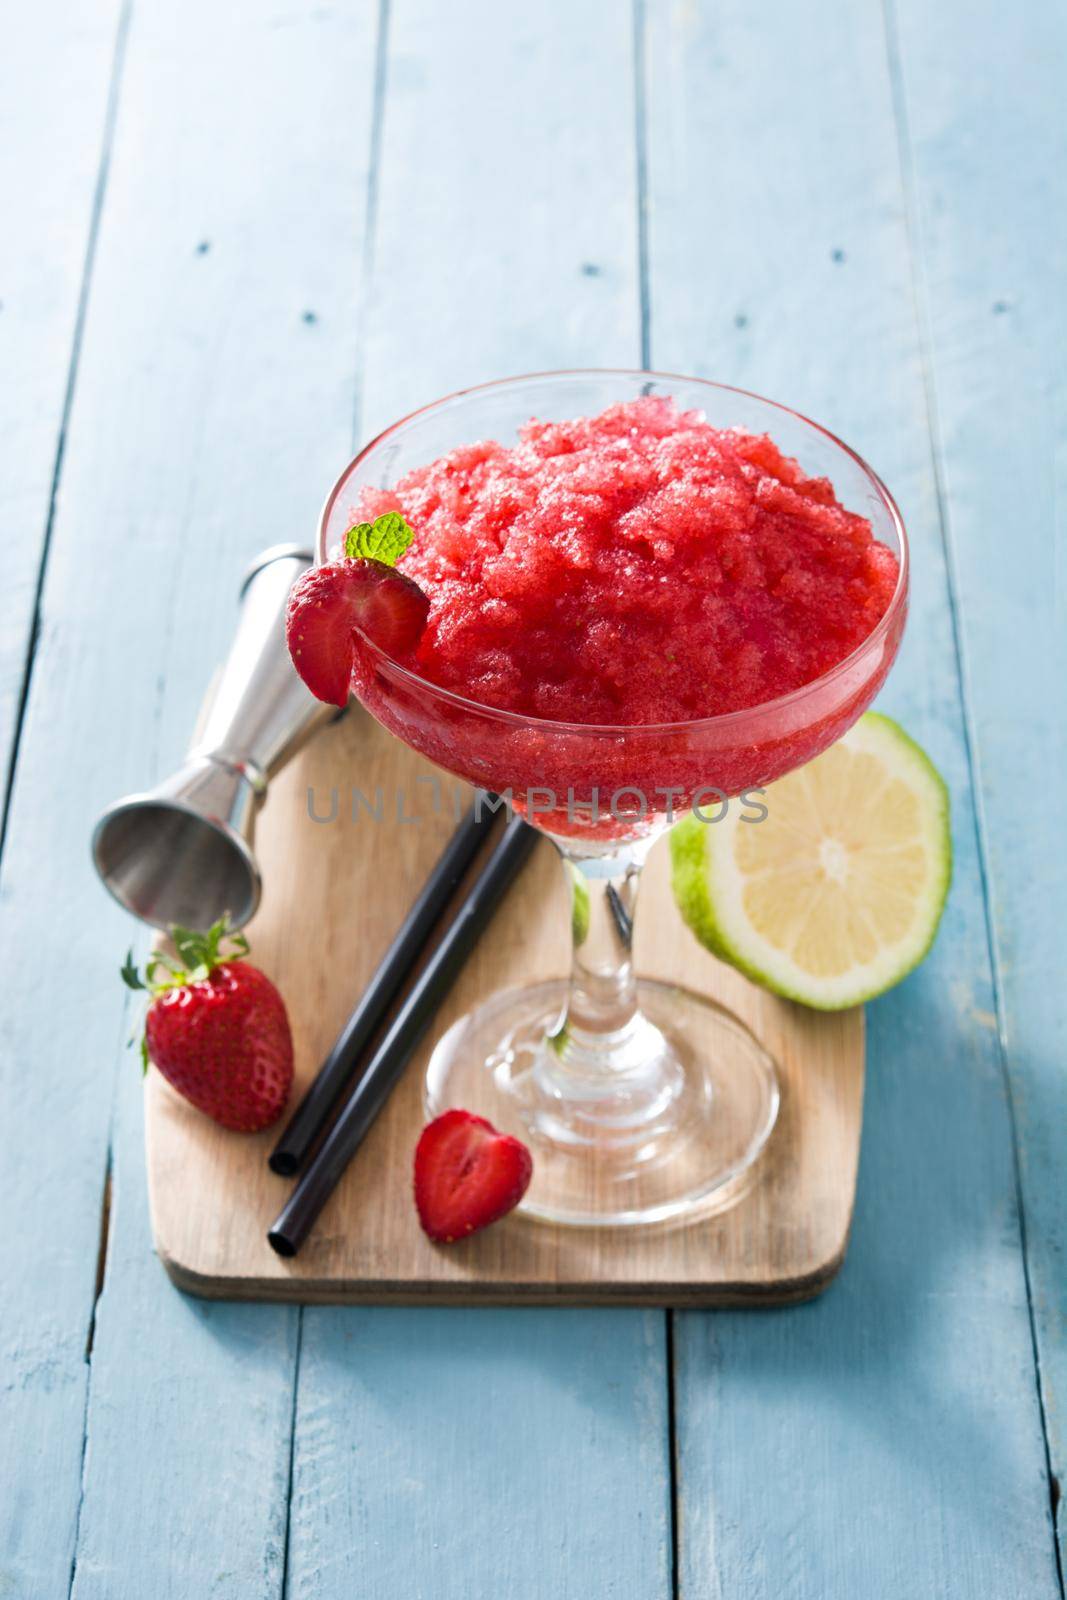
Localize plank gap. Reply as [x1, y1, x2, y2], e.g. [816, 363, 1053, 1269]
[350, 0, 392, 453]
[278, 1307, 305, 1600]
[983, 1004, 1067, 1594]
[85, 1154, 113, 1362]
[666, 1310, 681, 1600]
[0, 0, 133, 871]
[68, 1141, 114, 1600]
[632, 0, 651, 369]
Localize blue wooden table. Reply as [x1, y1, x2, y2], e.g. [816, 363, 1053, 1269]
[2, 2, 1063, 1595]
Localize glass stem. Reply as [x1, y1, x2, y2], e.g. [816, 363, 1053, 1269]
[553, 845, 645, 1047]
[538, 838, 682, 1124]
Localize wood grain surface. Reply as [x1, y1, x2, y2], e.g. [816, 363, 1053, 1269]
[146, 709, 864, 1306]
[0, 0, 1062, 1594]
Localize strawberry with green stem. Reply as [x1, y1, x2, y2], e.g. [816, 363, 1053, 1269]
[122, 917, 294, 1132]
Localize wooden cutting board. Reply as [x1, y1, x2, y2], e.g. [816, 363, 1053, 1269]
[145, 708, 864, 1306]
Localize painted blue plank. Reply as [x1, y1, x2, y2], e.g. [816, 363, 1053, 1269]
[285, 5, 671, 1597]
[356, 0, 641, 442]
[888, 0, 1067, 1571]
[71, 1086, 299, 1600]
[0, 2, 381, 1596]
[0, 0, 124, 766]
[643, 0, 1060, 1593]
[0, 5, 128, 1594]
[292, 1309, 669, 1600]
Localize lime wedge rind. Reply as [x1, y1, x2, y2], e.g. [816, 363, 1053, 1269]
[669, 712, 952, 1011]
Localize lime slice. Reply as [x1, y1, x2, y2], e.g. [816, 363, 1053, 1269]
[670, 712, 951, 1010]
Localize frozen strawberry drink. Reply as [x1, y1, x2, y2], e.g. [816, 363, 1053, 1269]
[364, 397, 897, 726]
[294, 372, 908, 1229]
[294, 392, 903, 829]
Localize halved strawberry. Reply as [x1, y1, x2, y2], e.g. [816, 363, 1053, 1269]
[286, 560, 429, 708]
[414, 1109, 533, 1243]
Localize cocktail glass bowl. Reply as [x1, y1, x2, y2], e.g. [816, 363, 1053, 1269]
[318, 371, 908, 1228]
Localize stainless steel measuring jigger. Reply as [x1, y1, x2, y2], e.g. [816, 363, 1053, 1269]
[92, 544, 339, 932]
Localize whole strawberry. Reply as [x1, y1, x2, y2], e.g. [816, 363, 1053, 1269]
[122, 918, 294, 1132]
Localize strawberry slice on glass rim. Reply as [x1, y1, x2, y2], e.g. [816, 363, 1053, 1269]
[286, 557, 429, 708]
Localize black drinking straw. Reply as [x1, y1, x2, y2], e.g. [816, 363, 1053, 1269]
[269, 794, 500, 1177]
[267, 813, 539, 1257]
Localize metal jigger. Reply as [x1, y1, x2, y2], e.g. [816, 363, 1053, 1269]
[92, 544, 338, 932]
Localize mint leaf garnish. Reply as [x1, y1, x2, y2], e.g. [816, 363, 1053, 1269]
[344, 511, 414, 567]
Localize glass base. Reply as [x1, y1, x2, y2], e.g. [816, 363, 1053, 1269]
[425, 979, 780, 1228]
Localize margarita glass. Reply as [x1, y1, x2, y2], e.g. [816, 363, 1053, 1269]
[318, 372, 908, 1227]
